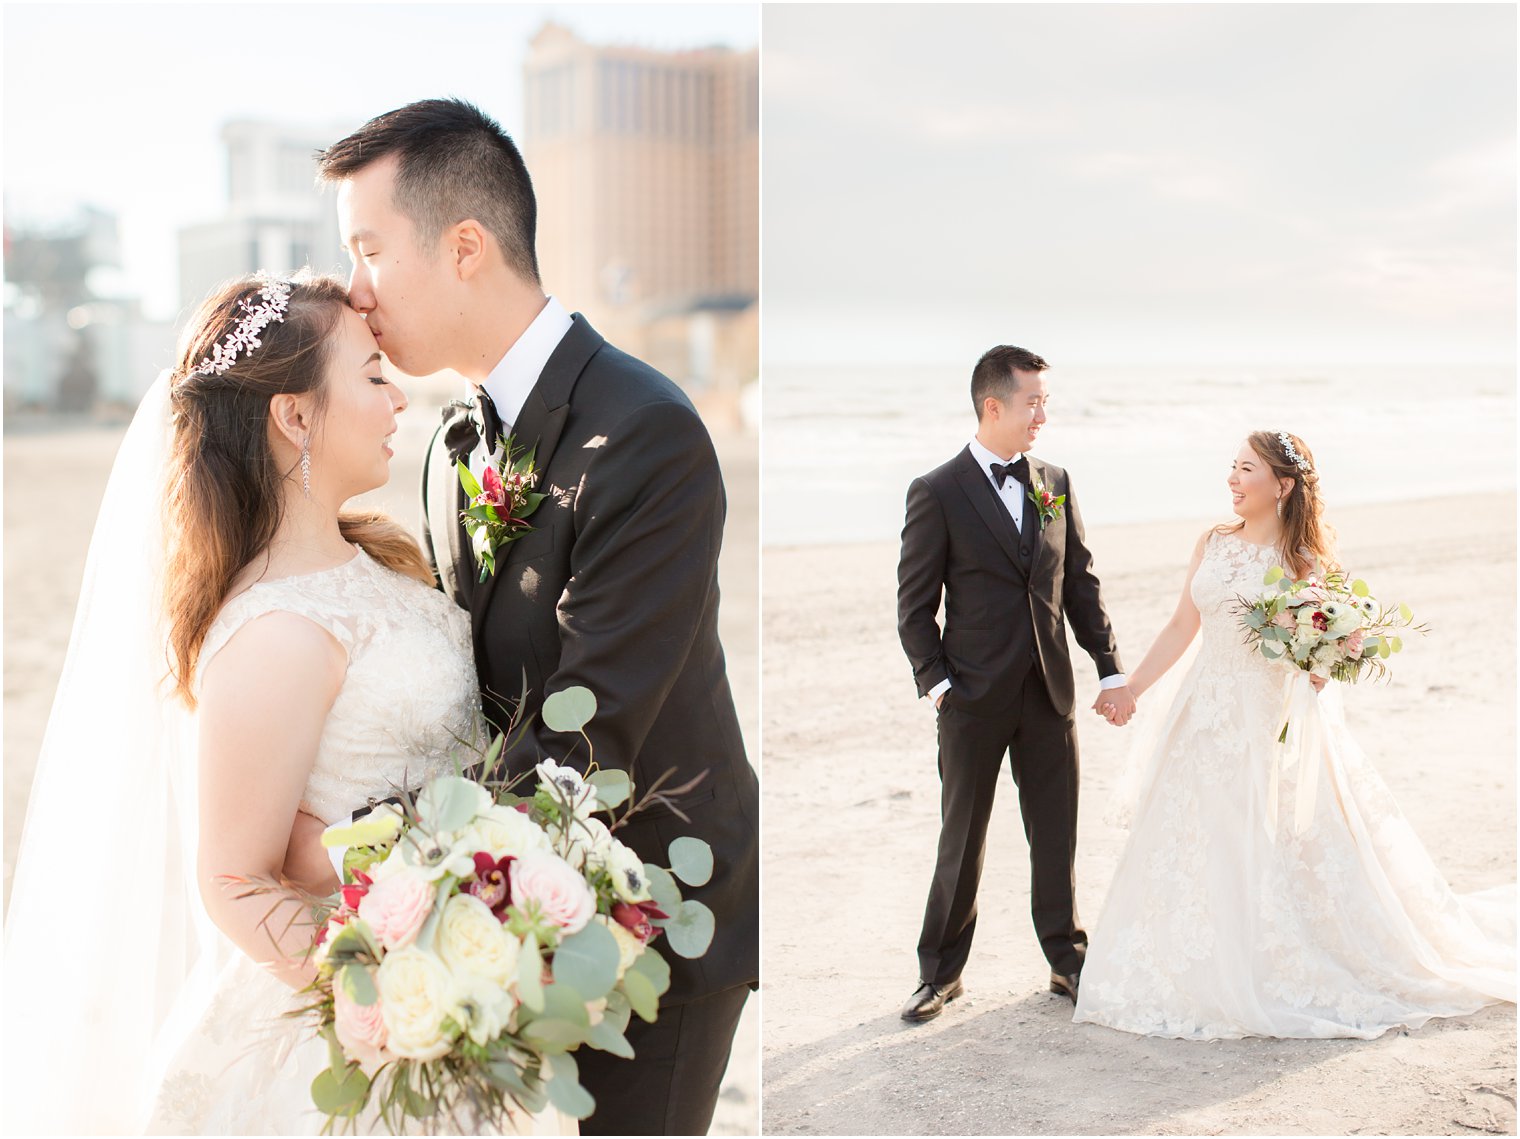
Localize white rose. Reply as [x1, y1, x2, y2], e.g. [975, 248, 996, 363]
[595, 913, 643, 980]
[375, 948, 454, 1060]
[437, 894, 521, 987]
[447, 970, 516, 1047]
[462, 804, 552, 863]
[604, 840, 653, 903]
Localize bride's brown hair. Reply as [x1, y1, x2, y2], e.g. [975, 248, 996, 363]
[163, 273, 433, 706]
[1219, 430, 1337, 580]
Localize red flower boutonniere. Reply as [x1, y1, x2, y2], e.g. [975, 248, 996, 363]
[1027, 472, 1066, 530]
[457, 434, 546, 581]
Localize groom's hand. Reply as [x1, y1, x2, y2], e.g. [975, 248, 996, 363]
[282, 809, 340, 896]
[1093, 685, 1137, 727]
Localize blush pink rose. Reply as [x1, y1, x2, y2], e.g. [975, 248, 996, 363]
[357, 870, 436, 951]
[509, 853, 596, 934]
[1345, 628, 1365, 655]
[334, 979, 389, 1069]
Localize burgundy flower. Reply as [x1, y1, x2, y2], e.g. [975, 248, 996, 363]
[611, 900, 669, 944]
[1311, 611, 1329, 632]
[464, 852, 515, 919]
[474, 464, 508, 510]
[339, 869, 373, 913]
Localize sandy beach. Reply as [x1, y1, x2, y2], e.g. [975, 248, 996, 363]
[2, 397, 759, 1134]
[762, 493, 1516, 1136]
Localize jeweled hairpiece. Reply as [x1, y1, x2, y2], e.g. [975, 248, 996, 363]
[191, 274, 293, 377]
[1276, 431, 1311, 472]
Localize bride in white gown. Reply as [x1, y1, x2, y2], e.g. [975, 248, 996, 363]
[3, 274, 570, 1134]
[1074, 430, 1514, 1040]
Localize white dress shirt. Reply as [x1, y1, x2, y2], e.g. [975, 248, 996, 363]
[469, 295, 575, 477]
[929, 439, 1126, 704]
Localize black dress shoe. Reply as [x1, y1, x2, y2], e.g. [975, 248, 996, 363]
[900, 978, 964, 1022]
[1049, 971, 1080, 1003]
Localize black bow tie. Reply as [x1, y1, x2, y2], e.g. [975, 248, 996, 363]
[991, 457, 1030, 488]
[442, 394, 505, 461]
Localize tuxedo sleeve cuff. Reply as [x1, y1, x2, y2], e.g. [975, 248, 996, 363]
[928, 678, 952, 701]
[1098, 673, 1127, 690]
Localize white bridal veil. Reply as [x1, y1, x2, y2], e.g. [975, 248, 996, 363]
[3, 373, 221, 1133]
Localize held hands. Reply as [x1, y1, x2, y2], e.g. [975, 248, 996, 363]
[282, 809, 341, 895]
[1309, 673, 1327, 693]
[1092, 685, 1138, 727]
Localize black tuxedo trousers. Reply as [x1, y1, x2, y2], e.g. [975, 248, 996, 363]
[897, 447, 1121, 985]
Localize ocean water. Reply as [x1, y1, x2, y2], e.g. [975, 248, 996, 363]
[761, 363, 1515, 547]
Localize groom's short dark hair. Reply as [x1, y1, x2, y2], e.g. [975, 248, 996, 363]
[317, 98, 540, 284]
[972, 345, 1048, 419]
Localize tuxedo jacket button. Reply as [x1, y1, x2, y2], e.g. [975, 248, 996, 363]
[1020, 547, 1031, 557]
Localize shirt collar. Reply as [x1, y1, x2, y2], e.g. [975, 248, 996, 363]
[474, 296, 574, 429]
[968, 436, 1024, 482]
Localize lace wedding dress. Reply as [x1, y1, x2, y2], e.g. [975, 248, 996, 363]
[145, 547, 570, 1135]
[1073, 528, 1515, 1040]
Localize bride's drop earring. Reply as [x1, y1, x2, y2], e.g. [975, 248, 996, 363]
[301, 439, 312, 499]
[1276, 491, 1284, 518]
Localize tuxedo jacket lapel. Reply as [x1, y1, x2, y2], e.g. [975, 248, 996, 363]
[952, 447, 1027, 579]
[427, 406, 477, 607]
[471, 314, 604, 630]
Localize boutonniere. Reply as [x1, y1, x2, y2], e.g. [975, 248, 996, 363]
[457, 434, 546, 581]
[1027, 471, 1066, 530]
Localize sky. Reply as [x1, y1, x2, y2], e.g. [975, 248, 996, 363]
[3, 2, 759, 322]
[762, 4, 1516, 366]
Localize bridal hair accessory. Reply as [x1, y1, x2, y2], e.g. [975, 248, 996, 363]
[191, 273, 293, 377]
[1276, 432, 1311, 473]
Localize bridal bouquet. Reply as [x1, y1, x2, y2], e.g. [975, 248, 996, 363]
[301, 687, 714, 1133]
[1237, 566, 1426, 688]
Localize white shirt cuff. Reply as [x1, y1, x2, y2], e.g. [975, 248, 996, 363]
[928, 678, 952, 701]
[1098, 673, 1127, 690]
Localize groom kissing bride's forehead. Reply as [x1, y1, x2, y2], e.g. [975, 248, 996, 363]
[897, 343, 1134, 1024]
[316, 98, 760, 1135]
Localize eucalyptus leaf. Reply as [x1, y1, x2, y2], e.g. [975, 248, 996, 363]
[311, 1065, 369, 1115]
[1261, 644, 1282, 660]
[520, 1016, 586, 1052]
[1264, 566, 1285, 584]
[1379, 640, 1392, 659]
[602, 988, 632, 1032]
[588, 769, 632, 811]
[537, 981, 592, 1028]
[662, 899, 715, 959]
[644, 863, 682, 911]
[338, 963, 377, 1007]
[1398, 602, 1413, 622]
[552, 921, 621, 999]
[327, 920, 380, 962]
[543, 1069, 596, 1120]
[668, 837, 714, 887]
[1391, 636, 1403, 653]
[621, 969, 659, 1022]
[543, 687, 597, 733]
[518, 936, 545, 1013]
[487, 1056, 531, 1097]
[586, 1014, 636, 1058]
[628, 944, 672, 995]
[1351, 579, 1370, 598]
[417, 776, 484, 833]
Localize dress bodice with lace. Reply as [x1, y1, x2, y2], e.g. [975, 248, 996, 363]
[1073, 528, 1515, 1040]
[147, 548, 569, 1135]
[199, 545, 484, 821]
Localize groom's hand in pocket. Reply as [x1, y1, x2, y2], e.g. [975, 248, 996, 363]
[282, 809, 340, 896]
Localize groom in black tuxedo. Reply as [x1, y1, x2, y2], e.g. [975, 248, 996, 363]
[320, 99, 758, 1136]
[896, 345, 1133, 1022]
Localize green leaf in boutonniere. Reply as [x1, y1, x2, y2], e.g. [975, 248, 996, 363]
[1027, 473, 1066, 531]
[458, 434, 546, 581]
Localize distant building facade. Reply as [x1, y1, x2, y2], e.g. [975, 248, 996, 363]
[524, 23, 758, 408]
[177, 120, 352, 316]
